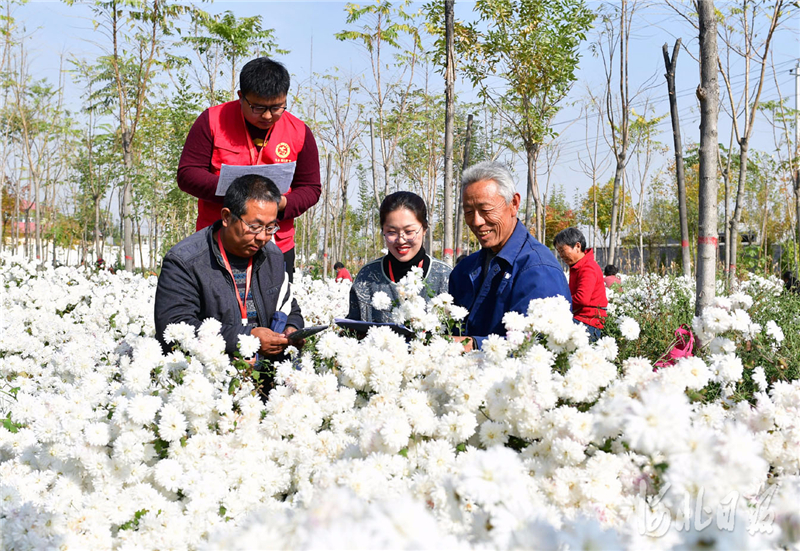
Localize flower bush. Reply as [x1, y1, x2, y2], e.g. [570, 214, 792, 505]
[1, 253, 799, 550]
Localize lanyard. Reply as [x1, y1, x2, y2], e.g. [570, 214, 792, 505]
[388, 259, 424, 283]
[245, 116, 276, 165]
[217, 231, 253, 326]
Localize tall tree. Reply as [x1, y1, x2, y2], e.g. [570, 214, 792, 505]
[181, 9, 285, 104]
[695, 0, 720, 318]
[455, 0, 593, 241]
[441, 0, 455, 264]
[81, 0, 184, 271]
[719, 0, 786, 282]
[628, 107, 667, 275]
[576, 97, 611, 251]
[595, 0, 639, 265]
[314, 71, 365, 264]
[662, 39, 691, 277]
[336, 1, 421, 197]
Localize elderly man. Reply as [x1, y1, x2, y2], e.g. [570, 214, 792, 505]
[553, 227, 607, 342]
[155, 174, 303, 359]
[177, 57, 321, 282]
[449, 161, 571, 350]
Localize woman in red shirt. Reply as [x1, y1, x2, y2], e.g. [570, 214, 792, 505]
[553, 228, 608, 342]
[334, 262, 352, 282]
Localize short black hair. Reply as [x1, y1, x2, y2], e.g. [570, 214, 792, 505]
[604, 264, 619, 276]
[223, 174, 281, 218]
[334, 262, 344, 270]
[553, 227, 586, 251]
[379, 191, 428, 230]
[240, 57, 290, 99]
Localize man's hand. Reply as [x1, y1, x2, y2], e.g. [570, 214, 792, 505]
[278, 195, 287, 211]
[452, 336, 474, 352]
[284, 326, 305, 348]
[251, 327, 290, 355]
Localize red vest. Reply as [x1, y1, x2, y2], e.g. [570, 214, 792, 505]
[197, 101, 307, 253]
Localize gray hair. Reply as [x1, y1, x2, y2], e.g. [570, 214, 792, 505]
[553, 227, 586, 251]
[461, 161, 517, 203]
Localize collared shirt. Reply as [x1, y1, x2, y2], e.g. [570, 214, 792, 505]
[449, 220, 571, 349]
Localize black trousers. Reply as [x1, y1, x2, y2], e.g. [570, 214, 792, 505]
[283, 247, 295, 283]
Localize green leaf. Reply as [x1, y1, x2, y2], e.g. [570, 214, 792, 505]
[119, 508, 149, 531]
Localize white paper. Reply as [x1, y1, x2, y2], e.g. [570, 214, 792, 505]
[215, 162, 297, 196]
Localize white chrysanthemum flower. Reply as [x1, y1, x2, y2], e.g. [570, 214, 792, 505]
[765, 320, 784, 344]
[84, 422, 110, 447]
[126, 395, 163, 425]
[618, 316, 640, 340]
[623, 384, 692, 455]
[478, 420, 509, 447]
[708, 336, 736, 355]
[158, 404, 187, 442]
[371, 291, 392, 312]
[154, 458, 184, 493]
[162, 322, 196, 346]
[238, 333, 260, 359]
[198, 317, 223, 339]
[503, 311, 529, 333]
[752, 366, 768, 392]
[482, 334, 510, 363]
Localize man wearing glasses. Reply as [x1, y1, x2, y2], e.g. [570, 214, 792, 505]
[155, 174, 304, 360]
[177, 57, 321, 282]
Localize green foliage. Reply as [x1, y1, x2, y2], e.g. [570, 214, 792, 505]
[604, 275, 695, 365]
[336, 1, 420, 53]
[734, 288, 800, 400]
[576, 177, 636, 240]
[181, 8, 287, 101]
[544, 184, 576, 240]
[606, 274, 800, 405]
[118, 509, 149, 531]
[452, 0, 594, 151]
[2, 413, 22, 434]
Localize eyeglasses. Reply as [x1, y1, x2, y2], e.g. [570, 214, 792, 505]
[242, 96, 288, 116]
[383, 227, 423, 242]
[233, 214, 280, 235]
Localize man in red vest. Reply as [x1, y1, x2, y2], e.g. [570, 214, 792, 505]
[177, 57, 321, 282]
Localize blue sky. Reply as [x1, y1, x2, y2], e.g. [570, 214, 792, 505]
[15, 1, 800, 210]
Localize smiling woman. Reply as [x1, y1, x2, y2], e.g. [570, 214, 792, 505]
[346, 191, 453, 323]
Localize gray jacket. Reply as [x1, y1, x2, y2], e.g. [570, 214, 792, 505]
[347, 255, 452, 323]
[154, 221, 303, 356]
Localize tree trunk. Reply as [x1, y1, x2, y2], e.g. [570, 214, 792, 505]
[721, 152, 731, 282]
[795, 167, 800, 273]
[663, 39, 691, 277]
[442, 0, 455, 265]
[322, 153, 332, 279]
[524, 143, 540, 238]
[370, 118, 380, 207]
[638, 218, 644, 276]
[592, 184, 598, 250]
[122, 129, 135, 271]
[695, 0, 720, 319]
[455, 114, 474, 257]
[728, 138, 749, 282]
[607, 159, 624, 264]
[607, 0, 630, 267]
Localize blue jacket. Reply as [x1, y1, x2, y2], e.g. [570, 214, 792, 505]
[154, 221, 304, 356]
[449, 221, 571, 349]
